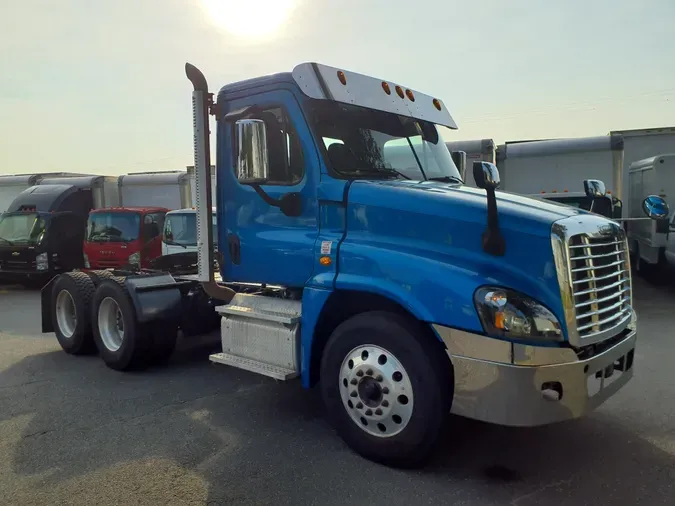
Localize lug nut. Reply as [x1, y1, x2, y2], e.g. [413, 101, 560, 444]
[375, 375, 383, 382]
[382, 400, 389, 407]
[356, 370, 364, 377]
[350, 391, 357, 398]
[365, 409, 373, 416]
[382, 387, 389, 394]
[350, 378, 358, 385]
[366, 369, 373, 376]
[375, 408, 383, 415]
[356, 402, 363, 409]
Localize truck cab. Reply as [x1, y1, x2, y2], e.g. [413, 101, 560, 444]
[39, 62, 670, 468]
[161, 207, 217, 257]
[84, 207, 168, 270]
[0, 184, 92, 282]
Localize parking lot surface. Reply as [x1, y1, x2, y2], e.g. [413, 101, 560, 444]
[1, 278, 674, 505]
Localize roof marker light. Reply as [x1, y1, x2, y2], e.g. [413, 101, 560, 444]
[337, 70, 347, 85]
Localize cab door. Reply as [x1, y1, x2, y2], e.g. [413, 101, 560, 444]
[219, 90, 319, 286]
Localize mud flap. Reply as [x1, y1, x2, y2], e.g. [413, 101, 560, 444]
[41, 275, 58, 333]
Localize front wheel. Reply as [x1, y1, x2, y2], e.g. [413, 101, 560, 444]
[320, 311, 453, 468]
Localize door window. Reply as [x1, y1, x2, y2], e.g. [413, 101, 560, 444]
[143, 212, 165, 241]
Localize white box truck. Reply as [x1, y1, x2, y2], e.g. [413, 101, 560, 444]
[496, 135, 625, 218]
[118, 171, 193, 209]
[610, 126, 675, 216]
[445, 139, 496, 187]
[627, 153, 675, 276]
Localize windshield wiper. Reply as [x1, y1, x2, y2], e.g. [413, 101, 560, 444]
[427, 176, 463, 184]
[0, 237, 14, 246]
[165, 240, 188, 249]
[349, 167, 411, 180]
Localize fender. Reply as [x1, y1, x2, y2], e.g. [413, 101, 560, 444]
[122, 273, 188, 323]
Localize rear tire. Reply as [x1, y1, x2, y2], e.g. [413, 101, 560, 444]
[51, 272, 97, 355]
[91, 278, 150, 371]
[320, 311, 453, 468]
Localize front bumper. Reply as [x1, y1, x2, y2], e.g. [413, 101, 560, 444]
[434, 319, 637, 427]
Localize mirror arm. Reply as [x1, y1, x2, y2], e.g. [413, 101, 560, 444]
[250, 184, 302, 217]
[482, 187, 506, 256]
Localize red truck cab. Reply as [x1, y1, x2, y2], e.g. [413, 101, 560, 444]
[83, 207, 168, 270]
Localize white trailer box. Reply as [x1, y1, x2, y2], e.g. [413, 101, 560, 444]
[186, 165, 216, 206]
[627, 154, 675, 266]
[38, 176, 120, 209]
[610, 126, 675, 215]
[0, 172, 92, 213]
[445, 139, 496, 187]
[118, 171, 192, 210]
[496, 134, 625, 199]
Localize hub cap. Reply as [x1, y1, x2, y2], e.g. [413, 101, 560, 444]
[98, 297, 125, 352]
[339, 345, 414, 438]
[55, 290, 77, 339]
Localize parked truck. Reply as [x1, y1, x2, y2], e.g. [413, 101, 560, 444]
[626, 153, 675, 277]
[496, 135, 625, 219]
[610, 126, 675, 217]
[84, 171, 192, 270]
[0, 176, 118, 283]
[40, 62, 669, 468]
[445, 139, 496, 186]
[0, 173, 91, 214]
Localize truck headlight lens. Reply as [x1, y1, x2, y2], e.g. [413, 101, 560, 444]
[474, 287, 562, 341]
[36, 252, 48, 271]
[128, 252, 140, 266]
[83, 253, 90, 269]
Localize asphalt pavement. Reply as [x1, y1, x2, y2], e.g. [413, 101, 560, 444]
[1, 278, 674, 505]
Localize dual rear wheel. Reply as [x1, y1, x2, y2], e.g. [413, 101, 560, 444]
[51, 271, 178, 370]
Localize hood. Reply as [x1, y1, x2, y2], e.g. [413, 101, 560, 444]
[347, 180, 583, 239]
[341, 180, 589, 333]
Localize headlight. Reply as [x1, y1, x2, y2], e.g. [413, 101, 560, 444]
[83, 253, 90, 269]
[128, 252, 141, 266]
[474, 287, 562, 342]
[36, 252, 48, 271]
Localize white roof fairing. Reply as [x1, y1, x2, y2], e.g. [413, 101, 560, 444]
[292, 63, 458, 130]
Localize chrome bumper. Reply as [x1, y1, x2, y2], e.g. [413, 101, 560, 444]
[433, 321, 637, 427]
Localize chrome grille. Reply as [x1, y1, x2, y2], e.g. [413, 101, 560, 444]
[568, 235, 632, 339]
[551, 214, 634, 347]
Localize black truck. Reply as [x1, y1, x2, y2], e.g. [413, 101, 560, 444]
[0, 176, 117, 285]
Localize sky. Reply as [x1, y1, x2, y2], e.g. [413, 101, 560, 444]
[1, 0, 673, 176]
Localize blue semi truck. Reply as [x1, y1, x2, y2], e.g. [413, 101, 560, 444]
[40, 62, 669, 468]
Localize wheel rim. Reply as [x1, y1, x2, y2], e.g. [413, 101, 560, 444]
[339, 344, 414, 438]
[98, 297, 125, 352]
[55, 290, 77, 339]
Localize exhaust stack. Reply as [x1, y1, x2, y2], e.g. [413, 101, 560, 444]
[185, 63, 215, 283]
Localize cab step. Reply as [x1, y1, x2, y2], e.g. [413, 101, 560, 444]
[210, 293, 302, 381]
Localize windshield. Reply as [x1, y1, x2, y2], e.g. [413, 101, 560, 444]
[164, 213, 217, 246]
[0, 212, 46, 245]
[307, 101, 462, 182]
[87, 211, 141, 243]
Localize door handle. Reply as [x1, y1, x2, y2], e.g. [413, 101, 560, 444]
[228, 234, 241, 265]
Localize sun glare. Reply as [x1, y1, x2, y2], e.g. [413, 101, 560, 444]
[200, 0, 296, 39]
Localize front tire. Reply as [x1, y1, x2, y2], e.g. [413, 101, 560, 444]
[320, 311, 453, 468]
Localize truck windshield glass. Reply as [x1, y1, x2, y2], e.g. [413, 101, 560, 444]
[164, 213, 217, 246]
[307, 100, 461, 182]
[0, 213, 46, 245]
[87, 212, 141, 243]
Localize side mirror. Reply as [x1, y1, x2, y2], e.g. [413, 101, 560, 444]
[642, 195, 669, 220]
[236, 119, 269, 184]
[583, 179, 606, 198]
[473, 161, 500, 190]
[451, 151, 467, 181]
